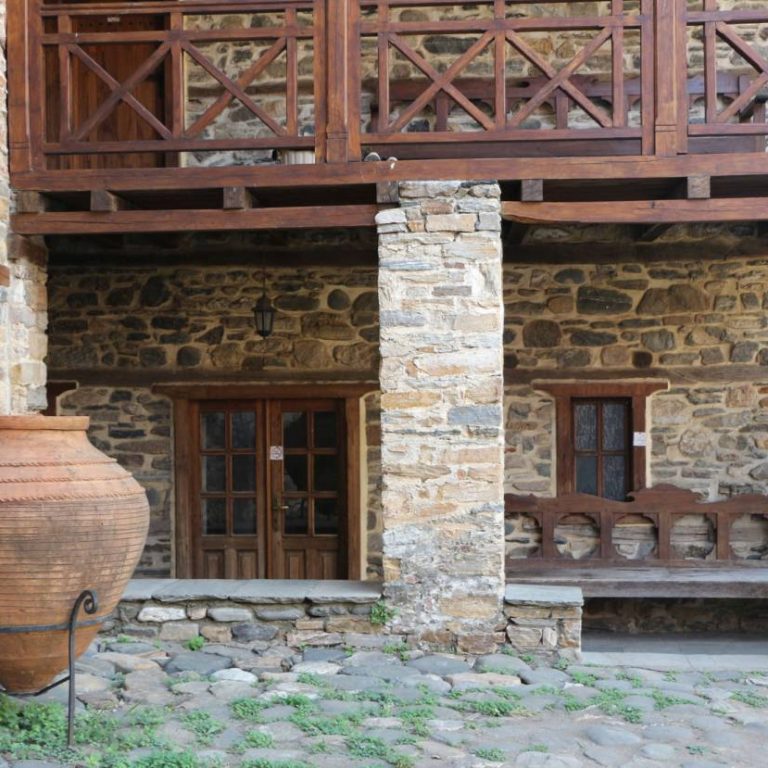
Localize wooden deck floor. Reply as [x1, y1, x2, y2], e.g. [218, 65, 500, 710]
[507, 567, 768, 598]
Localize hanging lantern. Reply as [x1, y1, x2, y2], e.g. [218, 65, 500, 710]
[253, 292, 275, 338]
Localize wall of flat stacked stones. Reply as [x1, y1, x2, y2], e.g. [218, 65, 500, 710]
[504, 601, 581, 658]
[503, 256, 768, 563]
[47, 264, 383, 578]
[110, 599, 381, 647]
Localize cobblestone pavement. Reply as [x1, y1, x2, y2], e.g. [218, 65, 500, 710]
[3, 635, 768, 768]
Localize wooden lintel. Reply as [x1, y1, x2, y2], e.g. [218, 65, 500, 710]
[0, 264, 9, 287]
[222, 186, 256, 210]
[521, 179, 544, 202]
[90, 190, 130, 212]
[14, 152, 768, 194]
[15, 191, 50, 213]
[10, 204, 378, 236]
[687, 174, 711, 200]
[502, 198, 768, 225]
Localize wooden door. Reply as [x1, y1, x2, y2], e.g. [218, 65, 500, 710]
[269, 400, 347, 579]
[193, 402, 267, 579]
[188, 398, 348, 579]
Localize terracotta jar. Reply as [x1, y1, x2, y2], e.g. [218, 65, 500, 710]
[0, 415, 149, 693]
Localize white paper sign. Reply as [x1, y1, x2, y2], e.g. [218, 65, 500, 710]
[632, 432, 647, 447]
[269, 445, 284, 461]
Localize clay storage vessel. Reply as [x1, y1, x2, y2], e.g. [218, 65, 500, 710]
[0, 415, 149, 693]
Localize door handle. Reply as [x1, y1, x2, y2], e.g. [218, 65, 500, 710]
[272, 497, 289, 531]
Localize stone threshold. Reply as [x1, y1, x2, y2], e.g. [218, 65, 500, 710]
[122, 578, 383, 604]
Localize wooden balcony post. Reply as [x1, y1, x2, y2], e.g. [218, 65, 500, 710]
[654, 0, 687, 155]
[324, 0, 359, 162]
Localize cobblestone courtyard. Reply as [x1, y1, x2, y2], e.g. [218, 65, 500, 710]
[2, 634, 768, 768]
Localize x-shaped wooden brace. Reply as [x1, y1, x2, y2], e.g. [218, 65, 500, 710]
[69, 43, 172, 142]
[714, 22, 768, 123]
[184, 38, 288, 138]
[506, 28, 613, 129]
[384, 31, 497, 133]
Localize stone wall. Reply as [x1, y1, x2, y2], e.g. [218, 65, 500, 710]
[47, 264, 383, 578]
[504, 257, 768, 563]
[377, 180, 506, 654]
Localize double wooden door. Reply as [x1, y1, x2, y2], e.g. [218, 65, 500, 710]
[190, 398, 348, 579]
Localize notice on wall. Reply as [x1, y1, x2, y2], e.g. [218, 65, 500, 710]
[269, 446, 284, 461]
[632, 432, 647, 447]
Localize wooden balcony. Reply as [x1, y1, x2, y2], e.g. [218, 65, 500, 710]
[9, 0, 768, 234]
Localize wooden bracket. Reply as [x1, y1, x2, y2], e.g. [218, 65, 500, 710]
[687, 175, 711, 200]
[15, 191, 50, 214]
[90, 190, 131, 212]
[223, 186, 256, 210]
[521, 179, 544, 203]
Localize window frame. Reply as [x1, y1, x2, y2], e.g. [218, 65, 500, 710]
[534, 380, 668, 497]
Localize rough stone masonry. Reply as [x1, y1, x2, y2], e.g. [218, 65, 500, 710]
[377, 180, 506, 653]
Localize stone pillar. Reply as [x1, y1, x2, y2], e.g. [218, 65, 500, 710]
[377, 180, 505, 654]
[0, 7, 48, 415]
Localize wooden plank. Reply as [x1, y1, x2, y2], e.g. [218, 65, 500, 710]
[654, 0, 682, 155]
[345, 397, 362, 580]
[325, 0, 350, 162]
[222, 186, 255, 210]
[11, 204, 378, 235]
[7, 0, 32, 173]
[172, 398, 194, 578]
[502, 198, 768, 224]
[376, 181, 398, 204]
[0, 265, 10, 288]
[90, 190, 130, 212]
[17, 152, 768, 192]
[15, 191, 50, 213]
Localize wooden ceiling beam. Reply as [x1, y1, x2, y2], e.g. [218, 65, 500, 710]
[11, 204, 378, 236]
[12, 152, 768, 193]
[502, 197, 768, 225]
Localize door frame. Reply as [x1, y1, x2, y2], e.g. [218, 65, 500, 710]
[162, 382, 376, 580]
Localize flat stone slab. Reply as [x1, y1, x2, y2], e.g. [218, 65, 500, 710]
[154, 580, 248, 602]
[505, 584, 584, 607]
[122, 579, 174, 601]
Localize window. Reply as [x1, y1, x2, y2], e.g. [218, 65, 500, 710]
[572, 398, 631, 500]
[534, 380, 668, 499]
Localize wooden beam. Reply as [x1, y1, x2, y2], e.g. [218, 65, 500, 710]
[90, 190, 130, 212]
[0, 264, 10, 287]
[11, 204, 378, 235]
[14, 152, 768, 193]
[376, 181, 399, 204]
[521, 179, 544, 202]
[502, 198, 768, 224]
[687, 174, 711, 199]
[222, 186, 256, 210]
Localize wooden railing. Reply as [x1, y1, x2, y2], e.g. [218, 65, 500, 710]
[505, 485, 768, 569]
[7, 0, 768, 182]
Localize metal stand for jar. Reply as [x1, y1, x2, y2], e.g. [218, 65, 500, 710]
[23, 589, 99, 748]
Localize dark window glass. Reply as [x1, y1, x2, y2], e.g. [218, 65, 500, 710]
[575, 455, 598, 496]
[284, 455, 308, 492]
[574, 403, 597, 451]
[604, 456, 627, 501]
[203, 455, 226, 492]
[232, 411, 256, 450]
[314, 411, 337, 449]
[233, 498, 257, 535]
[314, 454, 338, 492]
[203, 498, 226, 535]
[283, 411, 307, 449]
[315, 499, 338, 535]
[232, 455, 256, 492]
[284, 499, 308, 535]
[602, 402, 626, 452]
[202, 412, 225, 450]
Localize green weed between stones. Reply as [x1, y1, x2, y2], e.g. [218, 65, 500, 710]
[290, 710, 363, 736]
[568, 671, 598, 687]
[181, 711, 225, 745]
[239, 760, 311, 768]
[239, 730, 275, 749]
[450, 697, 527, 717]
[615, 671, 643, 689]
[529, 744, 549, 753]
[370, 601, 397, 626]
[184, 636, 205, 652]
[474, 747, 506, 762]
[731, 690, 768, 708]
[593, 689, 643, 723]
[651, 690, 696, 710]
[346, 735, 414, 767]
[230, 697, 269, 721]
